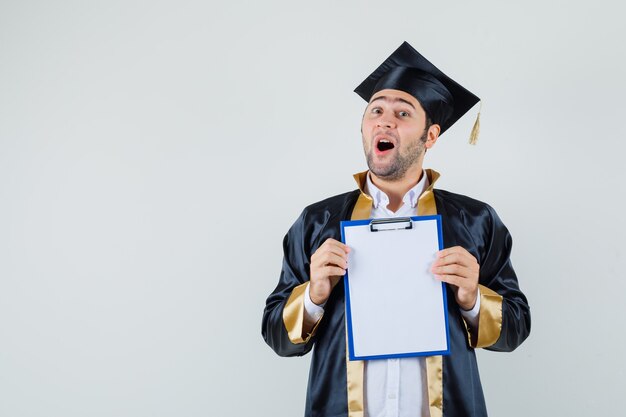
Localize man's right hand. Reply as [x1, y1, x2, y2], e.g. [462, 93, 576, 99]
[309, 238, 350, 305]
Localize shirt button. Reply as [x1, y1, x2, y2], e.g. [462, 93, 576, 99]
[388, 393, 397, 399]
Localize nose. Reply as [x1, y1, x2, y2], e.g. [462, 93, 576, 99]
[377, 115, 396, 129]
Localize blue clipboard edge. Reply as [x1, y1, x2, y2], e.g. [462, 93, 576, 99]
[340, 215, 450, 361]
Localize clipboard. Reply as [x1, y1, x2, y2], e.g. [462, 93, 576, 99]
[340, 215, 450, 361]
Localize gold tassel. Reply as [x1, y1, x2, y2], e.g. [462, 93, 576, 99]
[469, 102, 482, 145]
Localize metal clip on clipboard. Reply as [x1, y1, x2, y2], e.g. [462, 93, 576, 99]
[369, 217, 413, 232]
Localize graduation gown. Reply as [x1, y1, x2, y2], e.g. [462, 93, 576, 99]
[262, 170, 531, 417]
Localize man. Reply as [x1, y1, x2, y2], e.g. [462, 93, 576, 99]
[262, 41, 531, 417]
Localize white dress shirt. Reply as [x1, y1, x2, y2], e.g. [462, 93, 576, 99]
[304, 170, 480, 417]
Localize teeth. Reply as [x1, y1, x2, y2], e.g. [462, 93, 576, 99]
[380, 139, 390, 143]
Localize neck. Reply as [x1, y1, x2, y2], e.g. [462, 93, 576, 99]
[370, 164, 424, 212]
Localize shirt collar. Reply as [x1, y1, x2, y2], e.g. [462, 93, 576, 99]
[365, 170, 430, 210]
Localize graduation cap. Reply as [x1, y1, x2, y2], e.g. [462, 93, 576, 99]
[354, 41, 481, 144]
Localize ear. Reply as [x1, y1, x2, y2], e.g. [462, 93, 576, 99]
[425, 124, 441, 149]
[360, 109, 367, 134]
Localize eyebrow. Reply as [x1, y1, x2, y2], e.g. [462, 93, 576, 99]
[368, 95, 416, 110]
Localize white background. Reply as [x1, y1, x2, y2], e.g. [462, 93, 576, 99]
[1, 1, 625, 416]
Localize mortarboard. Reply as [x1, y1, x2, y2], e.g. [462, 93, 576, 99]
[354, 41, 481, 143]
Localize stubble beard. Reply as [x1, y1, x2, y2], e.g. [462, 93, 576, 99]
[365, 129, 428, 181]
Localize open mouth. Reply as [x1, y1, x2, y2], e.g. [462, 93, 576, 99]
[377, 139, 395, 152]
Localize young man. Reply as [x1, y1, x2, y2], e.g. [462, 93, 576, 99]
[262, 41, 531, 417]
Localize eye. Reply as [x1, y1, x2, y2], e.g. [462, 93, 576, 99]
[371, 107, 382, 114]
[398, 111, 410, 117]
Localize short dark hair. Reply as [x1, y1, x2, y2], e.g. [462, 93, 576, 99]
[420, 115, 434, 143]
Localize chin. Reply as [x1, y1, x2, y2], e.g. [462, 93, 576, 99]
[369, 165, 401, 181]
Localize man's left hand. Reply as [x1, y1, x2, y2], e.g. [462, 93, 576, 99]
[431, 246, 479, 310]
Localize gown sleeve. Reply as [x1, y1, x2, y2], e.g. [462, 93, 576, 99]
[470, 205, 531, 351]
[261, 209, 321, 357]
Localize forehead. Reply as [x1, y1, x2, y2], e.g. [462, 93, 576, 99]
[368, 89, 424, 111]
